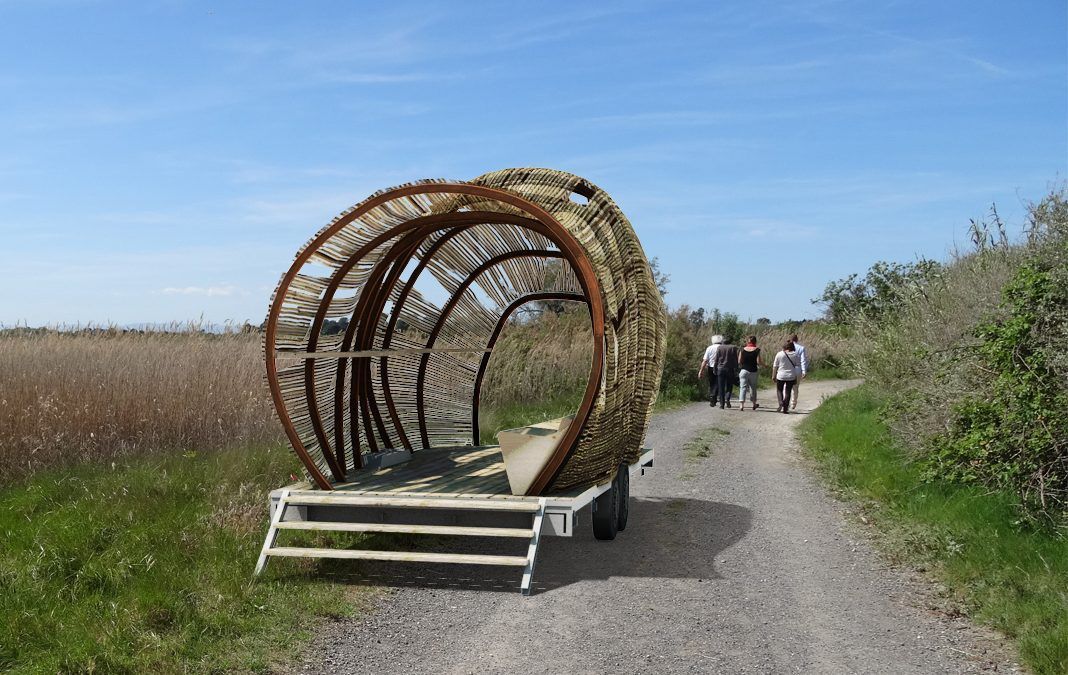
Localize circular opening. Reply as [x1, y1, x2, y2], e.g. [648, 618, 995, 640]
[477, 296, 593, 444]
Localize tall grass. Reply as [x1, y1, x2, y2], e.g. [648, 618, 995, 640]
[1, 312, 850, 483]
[0, 327, 279, 484]
[800, 386, 1068, 674]
[479, 308, 592, 410]
[0, 319, 598, 483]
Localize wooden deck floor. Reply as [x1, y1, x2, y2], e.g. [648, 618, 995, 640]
[332, 446, 519, 498]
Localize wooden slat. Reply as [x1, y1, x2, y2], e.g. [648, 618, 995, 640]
[275, 521, 533, 538]
[284, 494, 540, 512]
[278, 348, 492, 359]
[267, 547, 528, 566]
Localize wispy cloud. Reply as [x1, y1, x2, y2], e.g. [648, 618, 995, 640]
[313, 72, 436, 84]
[863, 28, 1013, 77]
[725, 218, 819, 241]
[581, 100, 878, 128]
[8, 87, 241, 131]
[699, 59, 830, 84]
[160, 285, 242, 297]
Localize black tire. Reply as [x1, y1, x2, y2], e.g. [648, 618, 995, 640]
[592, 470, 619, 540]
[616, 463, 630, 532]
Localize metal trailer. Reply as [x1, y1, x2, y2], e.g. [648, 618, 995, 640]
[255, 448, 653, 595]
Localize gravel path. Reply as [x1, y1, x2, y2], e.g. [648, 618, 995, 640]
[291, 379, 1018, 674]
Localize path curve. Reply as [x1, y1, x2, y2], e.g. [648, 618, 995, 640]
[292, 379, 1018, 674]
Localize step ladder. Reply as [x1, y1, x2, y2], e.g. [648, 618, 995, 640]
[254, 490, 548, 595]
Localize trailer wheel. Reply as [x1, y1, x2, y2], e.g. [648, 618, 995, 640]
[616, 463, 630, 532]
[592, 470, 620, 540]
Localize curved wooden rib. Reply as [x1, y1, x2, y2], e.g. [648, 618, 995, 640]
[415, 250, 566, 449]
[266, 185, 605, 491]
[378, 226, 474, 452]
[469, 292, 588, 446]
[322, 216, 508, 471]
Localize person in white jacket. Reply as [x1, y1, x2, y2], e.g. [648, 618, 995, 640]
[697, 335, 724, 407]
[772, 340, 802, 414]
[789, 333, 809, 410]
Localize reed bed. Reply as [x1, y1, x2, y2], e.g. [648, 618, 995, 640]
[0, 319, 595, 484]
[480, 309, 592, 408]
[1, 312, 848, 484]
[0, 327, 279, 484]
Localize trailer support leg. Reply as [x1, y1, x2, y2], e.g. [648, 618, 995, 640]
[520, 498, 548, 596]
[255, 489, 290, 576]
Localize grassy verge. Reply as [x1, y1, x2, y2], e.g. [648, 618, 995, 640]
[478, 396, 583, 445]
[479, 391, 697, 445]
[0, 444, 367, 673]
[798, 385, 1068, 674]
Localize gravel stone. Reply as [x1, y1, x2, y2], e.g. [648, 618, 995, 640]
[289, 380, 1019, 674]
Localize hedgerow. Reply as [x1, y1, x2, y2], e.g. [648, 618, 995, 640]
[822, 189, 1068, 524]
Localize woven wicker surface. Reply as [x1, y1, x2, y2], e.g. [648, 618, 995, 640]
[263, 168, 666, 494]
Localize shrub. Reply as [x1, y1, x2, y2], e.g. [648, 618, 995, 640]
[831, 189, 1068, 522]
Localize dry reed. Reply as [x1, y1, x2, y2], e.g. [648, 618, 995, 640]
[0, 327, 279, 483]
[480, 308, 592, 408]
[0, 317, 595, 484]
[1, 312, 846, 484]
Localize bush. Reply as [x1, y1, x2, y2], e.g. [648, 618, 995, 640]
[927, 206, 1068, 517]
[830, 189, 1068, 522]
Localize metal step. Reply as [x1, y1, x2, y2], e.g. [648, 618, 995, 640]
[255, 489, 548, 594]
[274, 521, 534, 538]
[266, 546, 528, 566]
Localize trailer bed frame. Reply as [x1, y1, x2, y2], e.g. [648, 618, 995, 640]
[255, 447, 653, 594]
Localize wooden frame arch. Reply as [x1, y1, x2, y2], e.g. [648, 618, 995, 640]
[264, 183, 607, 494]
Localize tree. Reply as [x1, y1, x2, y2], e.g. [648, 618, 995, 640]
[815, 259, 942, 325]
[649, 257, 669, 300]
[321, 317, 349, 335]
[687, 307, 705, 328]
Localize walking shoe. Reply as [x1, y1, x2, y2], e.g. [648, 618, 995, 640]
[753, 403, 760, 410]
[726, 401, 732, 408]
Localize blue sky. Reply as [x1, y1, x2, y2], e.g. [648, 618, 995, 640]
[1, 0, 1064, 326]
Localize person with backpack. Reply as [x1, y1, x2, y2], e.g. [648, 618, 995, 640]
[712, 335, 740, 409]
[772, 340, 802, 414]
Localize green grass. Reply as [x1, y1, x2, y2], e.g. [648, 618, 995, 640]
[0, 444, 369, 673]
[685, 426, 730, 460]
[478, 396, 584, 445]
[804, 365, 852, 381]
[652, 394, 694, 413]
[479, 391, 696, 444]
[799, 385, 1068, 674]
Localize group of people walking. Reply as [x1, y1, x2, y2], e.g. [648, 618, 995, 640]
[697, 334, 808, 414]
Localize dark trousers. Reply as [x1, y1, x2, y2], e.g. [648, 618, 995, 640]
[708, 369, 718, 404]
[775, 378, 795, 411]
[716, 370, 735, 406]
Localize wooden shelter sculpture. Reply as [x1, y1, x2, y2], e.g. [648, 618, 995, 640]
[263, 167, 666, 497]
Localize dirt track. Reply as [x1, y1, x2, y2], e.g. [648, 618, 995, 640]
[292, 379, 1017, 674]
